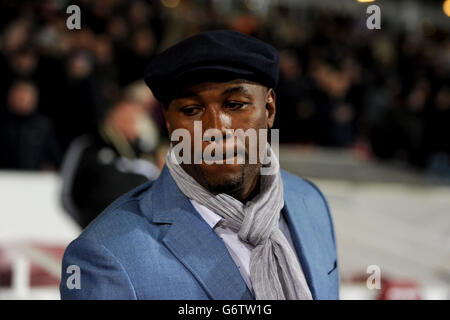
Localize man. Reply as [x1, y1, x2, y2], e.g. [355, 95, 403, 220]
[0, 80, 61, 170]
[60, 30, 338, 300]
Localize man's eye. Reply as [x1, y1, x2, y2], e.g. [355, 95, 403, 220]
[225, 102, 246, 110]
[181, 106, 201, 116]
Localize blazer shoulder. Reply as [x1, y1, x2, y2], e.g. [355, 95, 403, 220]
[76, 180, 155, 245]
[281, 169, 336, 246]
[281, 169, 326, 201]
[60, 236, 137, 299]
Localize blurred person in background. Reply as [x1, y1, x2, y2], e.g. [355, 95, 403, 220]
[54, 50, 107, 151]
[123, 80, 169, 141]
[60, 98, 164, 229]
[275, 49, 317, 144]
[0, 80, 61, 170]
[0, 19, 33, 109]
[116, 27, 157, 86]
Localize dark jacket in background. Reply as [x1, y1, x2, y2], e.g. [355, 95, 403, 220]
[60, 132, 159, 229]
[0, 110, 61, 170]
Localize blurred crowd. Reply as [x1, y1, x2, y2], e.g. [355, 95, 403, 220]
[0, 0, 449, 174]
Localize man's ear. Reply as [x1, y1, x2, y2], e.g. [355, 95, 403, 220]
[265, 88, 276, 129]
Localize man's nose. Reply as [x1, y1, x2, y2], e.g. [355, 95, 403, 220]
[202, 107, 229, 141]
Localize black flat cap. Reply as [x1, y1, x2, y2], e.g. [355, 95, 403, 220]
[144, 30, 279, 105]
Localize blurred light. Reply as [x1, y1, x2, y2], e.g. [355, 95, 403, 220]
[444, 0, 450, 17]
[160, 0, 180, 9]
[357, 0, 375, 2]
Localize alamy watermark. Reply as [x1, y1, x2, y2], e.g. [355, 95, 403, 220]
[366, 265, 382, 290]
[169, 121, 279, 175]
[66, 264, 81, 289]
[66, 5, 81, 30]
[366, 5, 381, 30]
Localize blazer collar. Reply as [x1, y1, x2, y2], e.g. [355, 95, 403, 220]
[140, 166, 253, 300]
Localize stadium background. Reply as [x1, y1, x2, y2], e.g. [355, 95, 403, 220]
[0, 0, 449, 299]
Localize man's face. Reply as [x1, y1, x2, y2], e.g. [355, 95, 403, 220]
[8, 83, 37, 116]
[165, 79, 276, 199]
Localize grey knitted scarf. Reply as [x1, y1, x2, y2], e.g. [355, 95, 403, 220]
[165, 144, 312, 300]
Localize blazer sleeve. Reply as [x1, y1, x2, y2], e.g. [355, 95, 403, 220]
[60, 236, 137, 300]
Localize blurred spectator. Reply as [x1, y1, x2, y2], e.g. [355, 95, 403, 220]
[0, 80, 61, 170]
[0, 19, 33, 108]
[60, 99, 165, 228]
[116, 27, 157, 86]
[54, 50, 106, 151]
[275, 49, 317, 143]
[123, 80, 168, 141]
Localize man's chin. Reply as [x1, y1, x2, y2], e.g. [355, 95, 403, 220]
[205, 176, 244, 195]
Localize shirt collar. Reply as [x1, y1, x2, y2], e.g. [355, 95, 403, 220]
[190, 199, 223, 229]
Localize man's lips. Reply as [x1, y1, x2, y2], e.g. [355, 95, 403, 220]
[198, 141, 247, 163]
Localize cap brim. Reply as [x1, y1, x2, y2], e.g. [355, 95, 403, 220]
[156, 65, 272, 105]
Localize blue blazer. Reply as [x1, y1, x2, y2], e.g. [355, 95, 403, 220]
[60, 166, 339, 299]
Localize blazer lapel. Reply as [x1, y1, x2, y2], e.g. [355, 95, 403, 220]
[281, 174, 333, 300]
[141, 166, 253, 300]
